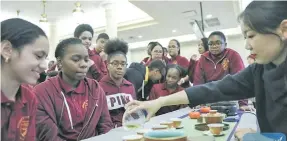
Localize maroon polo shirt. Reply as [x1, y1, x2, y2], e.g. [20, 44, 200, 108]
[34, 74, 113, 140]
[57, 75, 89, 137]
[169, 55, 190, 69]
[99, 75, 136, 127]
[87, 48, 108, 81]
[141, 57, 150, 64]
[149, 83, 186, 115]
[1, 85, 37, 141]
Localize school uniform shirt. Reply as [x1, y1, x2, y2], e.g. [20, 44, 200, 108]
[186, 55, 287, 135]
[149, 83, 186, 116]
[87, 48, 108, 81]
[33, 73, 113, 141]
[193, 48, 248, 106]
[169, 55, 189, 69]
[1, 85, 37, 141]
[141, 57, 150, 65]
[99, 75, 136, 127]
[188, 58, 198, 83]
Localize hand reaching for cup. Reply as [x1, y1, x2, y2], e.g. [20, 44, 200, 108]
[124, 99, 163, 122]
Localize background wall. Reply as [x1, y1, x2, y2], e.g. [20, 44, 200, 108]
[129, 34, 250, 67]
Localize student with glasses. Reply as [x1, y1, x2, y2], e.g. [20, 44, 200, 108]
[99, 39, 136, 127]
[193, 31, 248, 108]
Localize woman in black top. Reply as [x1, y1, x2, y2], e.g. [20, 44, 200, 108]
[125, 1, 287, 137]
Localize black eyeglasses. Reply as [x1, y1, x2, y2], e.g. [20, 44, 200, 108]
[109, 62, 128, 67]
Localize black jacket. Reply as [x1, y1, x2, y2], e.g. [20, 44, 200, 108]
[124, 63, 155, 101]
[186, 57, 287, 135]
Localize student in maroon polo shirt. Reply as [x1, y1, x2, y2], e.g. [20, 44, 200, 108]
[99, 39, 136, 127]
[74, 24, 108, 81]
[149, 64, 187, 115]
[168, 39, 190, 88]
[193, 31, 248, 107]
[1, 18, 49, 141]
[34, 38, 113, 141]
[188, 37, 209, 83]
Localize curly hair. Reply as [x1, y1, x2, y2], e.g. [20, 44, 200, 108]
[74, 24, 94, 38]
[104, 39, 128, 62]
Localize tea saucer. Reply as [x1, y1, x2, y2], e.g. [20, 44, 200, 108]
[175, 125, 184, 129]
[203, 131, 224, 137]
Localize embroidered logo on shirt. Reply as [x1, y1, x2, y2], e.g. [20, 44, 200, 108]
[106, 93, 133, 110]
[17, 116, 30, 140]
[82, 100, 88, 110]
[222, 58, 229, 71]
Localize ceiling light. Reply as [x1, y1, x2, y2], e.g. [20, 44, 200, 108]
[39, 13, 48, 22]
[206, 14, 213, 19]
[39, 0, 48, 23]
[73, 2, 84, 16]
[138, 35, 143, 38]
[172, 29, 177, 33]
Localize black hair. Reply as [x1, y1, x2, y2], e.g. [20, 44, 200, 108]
[104, 39, 128, 62]
[55, 38, 82, 58]
[150, 42, 163, 52]
[166, 64, 187, 78]
[148, 42, 157, 47]
[47, 71, 59, 78]
[170, 39, 181, 55]
[1, 18, 47, 49]
[163, 47, 168, 52]
[208, 31, 226, 42]
[200, 37, 209, 52]
[238, 1, 287, 35]
[74, 24, 94, 38]
[148, 59, 166, 76]
[96, 33, 109, 41]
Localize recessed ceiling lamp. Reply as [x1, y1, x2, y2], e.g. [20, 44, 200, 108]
[73, 2, 84, 17]
[172, 29, 177, 33]
[39, 0, 48, 23]
[206, 14, 212, 19]
[138, 35, 143, 38]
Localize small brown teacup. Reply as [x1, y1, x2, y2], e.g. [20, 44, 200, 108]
[170, 118, 182, 128]
[208, 123, 224, 135]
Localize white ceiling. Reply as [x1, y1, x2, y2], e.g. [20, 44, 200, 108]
[118, 0, 241, 43]
[1, 0, 102, 22]
[1, 0, 241, 45]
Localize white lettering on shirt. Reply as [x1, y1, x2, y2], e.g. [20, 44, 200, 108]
[106, 93, 133, 110]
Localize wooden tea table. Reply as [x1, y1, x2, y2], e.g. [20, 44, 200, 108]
[82, 107, 258, 141]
